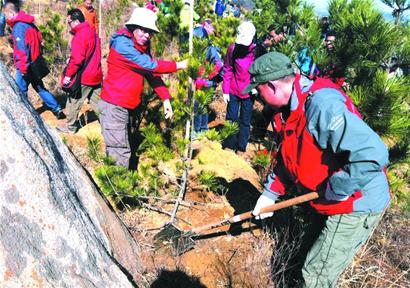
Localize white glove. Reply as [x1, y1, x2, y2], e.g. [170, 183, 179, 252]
[252, 190, 279, 220]
[163, 99, 173, 119]
[223, 93, 230, 104]
[62, 76, 71, 85]
[176, 59, 189, 70]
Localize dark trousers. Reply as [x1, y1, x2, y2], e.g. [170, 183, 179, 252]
[193, 100, 208, 132]
[223, 94, 253, 152]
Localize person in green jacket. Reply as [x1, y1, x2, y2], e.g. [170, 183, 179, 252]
[244, 52, 390, 287]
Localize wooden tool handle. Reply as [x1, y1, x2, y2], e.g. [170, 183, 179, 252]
[191, 192, 319, 234]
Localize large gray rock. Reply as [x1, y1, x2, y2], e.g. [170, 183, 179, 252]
[0, 62, 141, 287]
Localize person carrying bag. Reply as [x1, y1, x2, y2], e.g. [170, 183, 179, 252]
[57, 8, 102, 134]
[3, 2, 64, 119]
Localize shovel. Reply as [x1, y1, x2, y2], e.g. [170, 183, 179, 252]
[154, 191, 319, 255]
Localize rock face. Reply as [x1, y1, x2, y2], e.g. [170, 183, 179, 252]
[0, 62, 141, 287]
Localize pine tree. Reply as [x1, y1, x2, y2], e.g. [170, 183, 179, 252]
[381, 0, 410, 24]
[38, 9, 67, 64]
[326, 0, 409, 164]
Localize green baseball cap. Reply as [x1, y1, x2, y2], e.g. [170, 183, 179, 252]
[243, 52, 294, 94]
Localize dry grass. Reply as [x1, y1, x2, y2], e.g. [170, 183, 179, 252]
[212, 231, 275, 288]
[339, 209, 410, 288]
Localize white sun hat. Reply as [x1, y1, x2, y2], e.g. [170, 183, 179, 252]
[125, 7, 159, 33]
[235, 21, 256, 46]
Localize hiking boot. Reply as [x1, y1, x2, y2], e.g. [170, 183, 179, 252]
[53, 110, 66, 120]
[56, 124, 77, 134]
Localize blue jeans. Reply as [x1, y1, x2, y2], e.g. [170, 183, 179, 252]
[223, 94, 253, 152]
[0, 12, 5, 37]
[193, 100, 208, 132]
[16, 69, 61, 113]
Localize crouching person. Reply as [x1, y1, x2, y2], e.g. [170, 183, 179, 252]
[98, 7, 188, 168]
[244, 52, 390, 288]
[57, 8, 102, 134]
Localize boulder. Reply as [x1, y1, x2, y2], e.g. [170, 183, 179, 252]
[0, 62, 141, 287]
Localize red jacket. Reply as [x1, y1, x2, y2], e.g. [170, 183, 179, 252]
[63, 22, 102, 86]
[101, 28, 177, 109]
[8, 11, 41, 74]
[79, 3, 99, 34]
[267, 74, 390, 215]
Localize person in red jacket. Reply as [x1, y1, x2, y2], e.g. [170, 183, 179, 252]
[98, 7, 188, 169]
[244, 52, 390, 287]
[3, 2, 64, 119]
[57, 9, 102, 134]
[78, 0, 99, 35]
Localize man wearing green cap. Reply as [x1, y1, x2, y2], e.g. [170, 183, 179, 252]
[246, 52, 390, 287]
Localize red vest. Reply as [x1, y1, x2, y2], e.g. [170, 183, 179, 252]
[273, 74, 362, 192]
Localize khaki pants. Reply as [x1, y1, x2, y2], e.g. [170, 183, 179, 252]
[98, 99, 139, 168]
[66, 84, 101, 131]
[302, 212, 383, 288]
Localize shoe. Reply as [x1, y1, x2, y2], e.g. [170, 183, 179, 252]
[56, 124, 76, 134]
[54, 110, 66, 120]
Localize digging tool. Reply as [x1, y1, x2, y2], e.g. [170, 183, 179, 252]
[154, 192, 319, 254]
[155, 0, 198, 248]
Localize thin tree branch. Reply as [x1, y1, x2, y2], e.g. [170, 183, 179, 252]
[139, 202, 191, 225]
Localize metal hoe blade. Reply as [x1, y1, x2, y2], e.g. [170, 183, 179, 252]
[154, 223, 196, 255]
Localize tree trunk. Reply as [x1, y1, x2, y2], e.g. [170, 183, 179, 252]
[0, 62, 142, 287]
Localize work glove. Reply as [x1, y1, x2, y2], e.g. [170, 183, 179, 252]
[223, 93, 230, 104]
[176, 59, 189, 70]
[310, 183, 362, 216]
[252, 190, 279, 220]
[163, 99, 173, 119]
[62, 76, 71, 86]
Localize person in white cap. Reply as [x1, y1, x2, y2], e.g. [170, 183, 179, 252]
[222, 21, 256, 155]
[98, 7, 188, 169]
